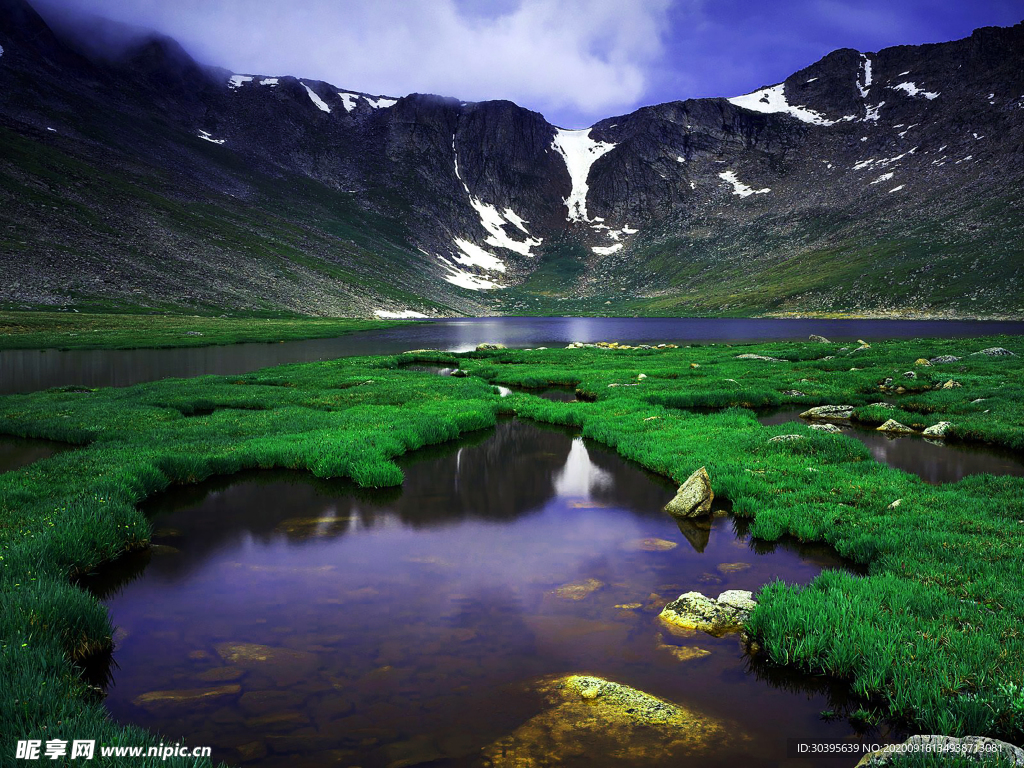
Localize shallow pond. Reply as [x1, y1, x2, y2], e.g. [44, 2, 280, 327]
[0, 436, 72, 473]
[87, 420, 895, 767]
[5, 316, 1023, 394]
[758, 409, 1024, 483]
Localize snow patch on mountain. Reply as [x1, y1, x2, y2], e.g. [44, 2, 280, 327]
[502, 208, 530, 234]
[453, 238, 507, 273]
[228, 75, 253, 89]
[453, 137, 541, 257]
[864, 101, 884, 121]
[870, 172, 894, 184]
[260, 78, 278, 87]
[301, 83, 331, 112]
[366, 96, 398, 109]
[592, 243, 623, 255]
[890, 82, 939, 100]
[197, 130, 225, 145]
[719, 171, 770, 197]
[551, 128, 617, 222]
[727, 83, 835, 126]
[468, 197, 542, 257]
[857, 54, 873, 98]
[375, 309, 428, 319]
[0, 44, 5, 58]
[440, 258, 504, 290]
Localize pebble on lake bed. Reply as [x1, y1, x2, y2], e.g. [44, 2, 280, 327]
[553, 578, 605, 600]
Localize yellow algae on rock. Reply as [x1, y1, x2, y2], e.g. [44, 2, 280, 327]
[482, 674, 732, 767]
[553, 578, 604, 600]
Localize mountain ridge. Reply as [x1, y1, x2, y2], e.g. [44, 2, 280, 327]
[1, 0, 1021, 318]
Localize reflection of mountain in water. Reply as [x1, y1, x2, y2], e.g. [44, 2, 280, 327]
[90, 421, 639, 588]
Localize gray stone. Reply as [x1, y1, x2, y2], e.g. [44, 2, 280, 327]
[809, 423, 842, 433]
[902, 370, 917, 379]
[922, 421, 952, 437]
[929, 355, 961, 363]
[769, 434, 805, 443]
[972, 347, 1016, 357]
[476, 342, 507, 351]
[735, 353, 788, 362]
[856, 735, 1024, 767]
[663, 467, 714, 519]
[800, 404, 854, 420]
[659, 589, 756, 635]
[808, 334, 830, 343]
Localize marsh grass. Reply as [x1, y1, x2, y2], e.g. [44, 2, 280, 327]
[0, 335, 1022, 763]
[0, 311, 409, 351]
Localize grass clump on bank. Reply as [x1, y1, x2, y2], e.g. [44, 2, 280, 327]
[0, 311, 412, 351]
[0, 334, 1022, 763]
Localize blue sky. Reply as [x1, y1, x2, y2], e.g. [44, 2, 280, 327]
[34, 0, 1024, 127]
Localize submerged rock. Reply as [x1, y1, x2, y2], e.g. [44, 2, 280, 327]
[923, 421, 952, 438]
[482, 674, 733, 766]
[553, 578, 604, 600]
[800, 404, 854, 421]
[623, 537, 678, 552]
[856, 735, 1024, 767]
[659, 589, 756, 635]
[877, 419, 916, 434]
[663, 467, 714, 518]
[133, 684, 240, 711]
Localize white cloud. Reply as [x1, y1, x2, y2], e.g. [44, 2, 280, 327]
[43, 0, 672, 127]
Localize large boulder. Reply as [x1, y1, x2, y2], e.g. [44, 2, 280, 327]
[800, 404, 854, 420]
[476, 342, 507, 351]
[923, 421, 952, 438]
[663, 467, 714, 518]
[659, 589, 756, 635]
[929, 355, 961, 363]
[856, 735, 1024, 767]
[808, 334, 830, 343]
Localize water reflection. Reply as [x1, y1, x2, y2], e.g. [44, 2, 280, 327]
[758, 408, 1024, 483]
[5, 316, 1023, 394]
[0, 436, 72, 473]
[89, 420, 888, 767]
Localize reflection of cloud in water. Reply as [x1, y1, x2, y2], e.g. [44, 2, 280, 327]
[554, 438, 613, 498]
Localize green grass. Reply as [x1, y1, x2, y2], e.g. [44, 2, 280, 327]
[0, 311, 413, 351]
[0, 335, 1023, 763]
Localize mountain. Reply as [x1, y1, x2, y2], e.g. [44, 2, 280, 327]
[0, 0, 1021, 318]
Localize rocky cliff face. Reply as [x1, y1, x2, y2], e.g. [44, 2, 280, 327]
[0, 0, 1021, 317]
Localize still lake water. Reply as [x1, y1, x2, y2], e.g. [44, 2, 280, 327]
[758, 408, 1024, 484]
[86, 420, 889, 768]
[4, 316, 1024, 394]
